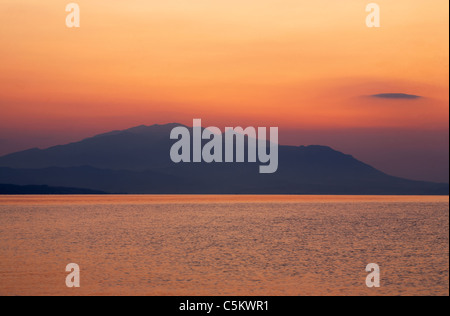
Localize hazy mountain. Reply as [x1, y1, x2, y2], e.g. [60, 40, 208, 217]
[0, 124, 180, 171]
[0, 124, 448, 194]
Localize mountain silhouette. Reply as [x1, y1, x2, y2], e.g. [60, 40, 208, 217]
[0, 124, 448, 194]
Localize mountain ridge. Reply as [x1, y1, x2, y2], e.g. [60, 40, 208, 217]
[0, 123, 448, 195]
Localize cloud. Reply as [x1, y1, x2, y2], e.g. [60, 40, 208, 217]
[370, 93, 422, 100]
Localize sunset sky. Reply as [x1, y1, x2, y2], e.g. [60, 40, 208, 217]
[0, 0, 448, 182]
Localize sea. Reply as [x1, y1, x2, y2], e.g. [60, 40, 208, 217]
[0, 195, 448, 296]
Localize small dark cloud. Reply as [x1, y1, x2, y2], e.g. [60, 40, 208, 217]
[370, 93, 422, 100]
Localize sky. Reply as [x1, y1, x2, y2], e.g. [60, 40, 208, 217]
[0, 0, 448, 182]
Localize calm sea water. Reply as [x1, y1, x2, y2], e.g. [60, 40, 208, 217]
[0, 195, 448, 296]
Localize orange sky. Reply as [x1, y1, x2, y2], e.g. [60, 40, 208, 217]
[0, 1, 449, 181]
[0, 0, 448, 129]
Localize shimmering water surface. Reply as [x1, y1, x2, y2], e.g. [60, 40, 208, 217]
[0, 195, 448, 296]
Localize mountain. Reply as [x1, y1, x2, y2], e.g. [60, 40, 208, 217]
[0, 124, 180, 171]
[0, 123, 448, 194]
[0, 183, 107, 195]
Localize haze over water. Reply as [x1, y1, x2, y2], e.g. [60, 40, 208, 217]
[0, 195, 448, 296]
